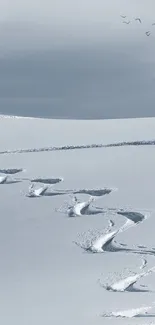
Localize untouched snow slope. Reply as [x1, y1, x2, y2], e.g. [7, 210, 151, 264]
[0, 116, 155, 324]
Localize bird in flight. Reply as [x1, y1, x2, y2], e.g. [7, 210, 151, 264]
[120, 15, 126, 18]
[135, 17, 142, 23]
[145, 31, 151, 36]
[123, 21, 130, 24]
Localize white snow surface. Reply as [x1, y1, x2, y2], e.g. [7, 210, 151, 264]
[0, 116, 155, 325]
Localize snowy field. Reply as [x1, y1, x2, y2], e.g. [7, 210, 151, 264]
[1, 116, 155, 324]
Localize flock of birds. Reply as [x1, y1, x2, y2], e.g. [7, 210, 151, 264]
[1, 167, 155, 320]
[120, 14, 155, 36]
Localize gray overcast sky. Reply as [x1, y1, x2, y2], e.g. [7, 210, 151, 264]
[0, 0, 155, 119]
[2, 0, 155, 24]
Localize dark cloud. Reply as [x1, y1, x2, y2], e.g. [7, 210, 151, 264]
[0, 45, 154, 119]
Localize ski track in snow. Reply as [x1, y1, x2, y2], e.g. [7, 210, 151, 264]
[117, 210, 147, 224]
[0, 175, 22, 184]
[72, 187, 114, 197]
[26, 183, 67, 198]
[30, 177, 63, 184]
[140, 257, 148, 270]
[68, 197, 105, 217]
[74, 214, 155, 257]
[0, 168, 24, 174]
[1, 139, 155, 155]
[98, 263, 155, 292]
[2, 173, 155, 320]
[50, 187, 116, 198]
[56, 195, 109, 217]
[102, 304, 155, 318]
[1, 132, 155, 319]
